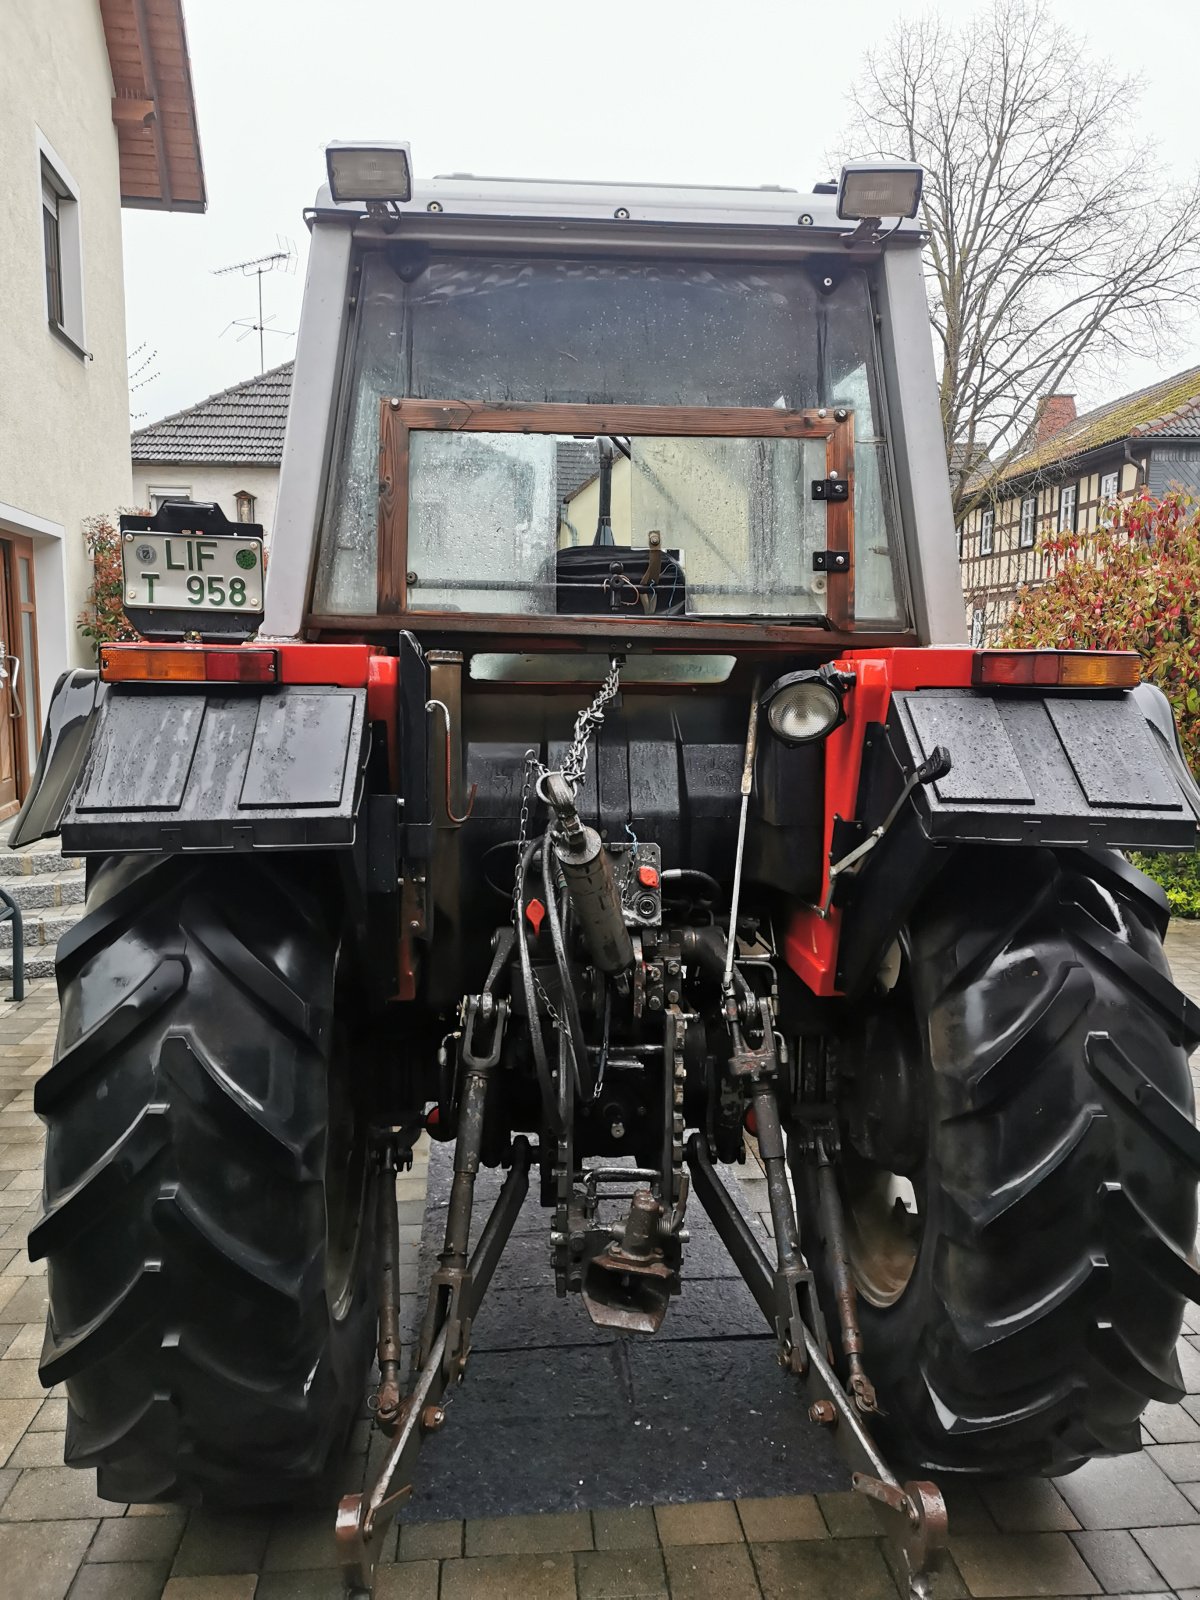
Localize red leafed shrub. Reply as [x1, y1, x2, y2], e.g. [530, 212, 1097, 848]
[1004, 490, 1200, 769]
[78, 513, 141, 653]
[1004, 489, 1200, 913]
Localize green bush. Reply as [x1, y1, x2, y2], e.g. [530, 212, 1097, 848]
[1129, 851, 1200, 919]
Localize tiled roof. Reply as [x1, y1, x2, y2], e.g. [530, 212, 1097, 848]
[556, 439, 598, 501]
[132, 361, 293, 464]
[975, 365, 1200, 489]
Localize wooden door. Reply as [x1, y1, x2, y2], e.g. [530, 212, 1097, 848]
[0, 551, 19, 818]
[0, 535, 40, 822]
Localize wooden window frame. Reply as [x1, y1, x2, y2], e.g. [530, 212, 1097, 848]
[368, 399, 861, 644]
[1019, 495, 1036, 549]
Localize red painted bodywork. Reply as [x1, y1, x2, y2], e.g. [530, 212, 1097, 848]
[783, 648, 975, 998]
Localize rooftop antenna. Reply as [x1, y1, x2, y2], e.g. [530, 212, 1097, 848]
[213, 237, 296, 373]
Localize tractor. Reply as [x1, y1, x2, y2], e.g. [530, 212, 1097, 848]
[13, 146, 1200, 1596]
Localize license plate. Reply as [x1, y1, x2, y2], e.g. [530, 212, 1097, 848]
[123, 533, 264, 612]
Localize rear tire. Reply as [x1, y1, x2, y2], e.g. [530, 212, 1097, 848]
[798, 847, 1200, 1475]
[30, 855, 375, 1505]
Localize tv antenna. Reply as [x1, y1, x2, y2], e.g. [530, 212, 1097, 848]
[214, 237, 296, 373]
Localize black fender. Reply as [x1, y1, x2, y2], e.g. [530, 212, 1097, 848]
[11, 673, 370, 855]
[9, 670, 107, 849]
[833, 682, 1200, 995]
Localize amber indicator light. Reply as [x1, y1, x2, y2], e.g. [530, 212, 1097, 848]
[99, 645, 279, 684]
[972, 650, 1139, 690]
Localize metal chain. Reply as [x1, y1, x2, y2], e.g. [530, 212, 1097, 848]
[512, 657, 624, 1026]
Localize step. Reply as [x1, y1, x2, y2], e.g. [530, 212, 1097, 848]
[0, 871, 86, 911]
[0, 908, 79, 951]
[3, 849, 83, 878]
[0, 940, 59, 982]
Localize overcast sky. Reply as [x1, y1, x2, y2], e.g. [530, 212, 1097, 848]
[123, 0, 1200, 426]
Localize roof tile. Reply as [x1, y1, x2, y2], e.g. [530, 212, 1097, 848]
[132, 361, 293, 464]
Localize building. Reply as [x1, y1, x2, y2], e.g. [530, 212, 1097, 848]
[958, 367, 1200, 644]
[131, 361, 293, 538]
[0, 0, 204, 819]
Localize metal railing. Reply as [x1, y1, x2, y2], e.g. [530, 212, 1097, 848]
[0, 888, 25, 1002]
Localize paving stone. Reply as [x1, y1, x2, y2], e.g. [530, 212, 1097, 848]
[0, 1466, 16, 1510]
[754, 1536, 898, 1600]
[1, 1465, 118, 1520]
[816, 1489, 879, 1537]
[1069, 1530, 1171, 1594]
[1179, 1341, 1200, 1393]
[3, 1321, 43, 1360]
[160, 1579, 259, 1600]
[979, 1479, 1080, 1532]
[439, 1551, 579, 1600]
[87, 1511, 187, 1562]
[1143, 1400, 1200, 1444]
[8, 1430, 65, 1467]
[29, 1397, 68, 1432]
[170, 1510, 272, 1575]
[1146, 1442, 1200, 1481]
[659, 1541, 759, 1598]
[1181, 1483, 1200, 1513]
[654, 1499, 742, 1546]
[0, 1517, 97, 1600]
[0, 1357, 46, 1396]
[261, 1510, 345, 1570]
[1055, 1454, 1198, 1528]
[591, 1506, 659, 1551]
[466, 1509, 593, 1556]
[397, 1517, 463, 1561]
[1134, 1525, 1200, 1590]
[951, 1531, 1101, 1596]
[375, 1561, 443, 1599]
[940, 1485, 1000, 1535]
[253, 1572, 350, 1599]
[0, 1276, 47, 1321]
[67, 1560, 170, 1598]
[736, 1494, 827, 1542]
[576, 1547, 668, 1598]
[0, 1394, 40, 1462]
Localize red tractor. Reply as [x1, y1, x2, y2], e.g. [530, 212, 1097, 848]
[14, 148, 1200, 1595]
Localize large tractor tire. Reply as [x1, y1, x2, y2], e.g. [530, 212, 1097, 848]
[29, 855, 375, 1505]
[797, 846, 1200, 1476]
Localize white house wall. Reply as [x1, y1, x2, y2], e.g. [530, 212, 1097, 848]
[130, 463, 281, 543]
[0, 0, 133, 689]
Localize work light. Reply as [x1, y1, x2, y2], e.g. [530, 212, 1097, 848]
[761, 671, 848, 745]
[836, 163, 923, 222]
[325, 142, 413, 205]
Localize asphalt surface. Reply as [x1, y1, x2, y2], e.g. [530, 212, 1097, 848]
[402, 1146, 847, 1521]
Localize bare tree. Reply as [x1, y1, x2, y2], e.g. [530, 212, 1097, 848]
[839, 0, 1200, 519]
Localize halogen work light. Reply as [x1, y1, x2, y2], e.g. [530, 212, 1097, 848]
[761, 669, 852, 745]
[836, 162, 924, 223]
[325, 142, 413, 205]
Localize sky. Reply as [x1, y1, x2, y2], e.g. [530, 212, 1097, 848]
[123, 0, 1200, 427]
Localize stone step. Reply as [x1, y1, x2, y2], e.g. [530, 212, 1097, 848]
[0, 907, 78, 951]
[3, 849, 84, 878]
[0, 941, 58, 982]
[0, 871, 86, 911]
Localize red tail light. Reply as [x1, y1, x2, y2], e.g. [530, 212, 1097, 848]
[100, 646, 279, 684]
[973, 650, 1139, 690]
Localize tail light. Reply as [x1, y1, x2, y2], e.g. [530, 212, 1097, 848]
[973, 650, 1139, 690]
[100, 645, 279, 684]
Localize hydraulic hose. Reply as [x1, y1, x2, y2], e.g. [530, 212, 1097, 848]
[515, 839, 564, 1136]
[542, 829, 593, 1100]
[681, 925, 756, 1010]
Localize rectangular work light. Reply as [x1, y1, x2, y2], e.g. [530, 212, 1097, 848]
[325, 141, 413, 205]
[836, 162, 924, 222]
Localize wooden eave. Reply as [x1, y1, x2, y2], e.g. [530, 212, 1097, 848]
[100, 0, 206, 214]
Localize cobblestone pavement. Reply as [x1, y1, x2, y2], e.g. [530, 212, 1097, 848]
[2, 926, 1200, 1597]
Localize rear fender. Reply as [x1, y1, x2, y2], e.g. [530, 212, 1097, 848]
[785, 650, 1200, 999]
[8, 670, 107, 849]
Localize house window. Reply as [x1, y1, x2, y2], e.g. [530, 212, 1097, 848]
[1099, 469, 1119, 526]
[235, 490, 257, 524]
[1019, 496, 1036, 549]
[37, 139, 85, 354]
[970, 607, 986, 647]
[148, 487, 193, 513]
[980, 507, 994, 556]
[1058, 483, 1077, 533]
